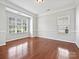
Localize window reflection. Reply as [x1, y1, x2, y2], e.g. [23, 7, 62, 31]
[8, 42, 28, 59]
[58, 47, 69, 59]
[8, 47, 16, 59]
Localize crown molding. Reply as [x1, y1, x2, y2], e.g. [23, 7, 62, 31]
[39, 4, 76, 17]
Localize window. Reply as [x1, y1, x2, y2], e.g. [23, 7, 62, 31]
[7, 8, 31, 34]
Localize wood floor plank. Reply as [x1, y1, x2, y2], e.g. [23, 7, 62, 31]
[0, 37, 79, 59]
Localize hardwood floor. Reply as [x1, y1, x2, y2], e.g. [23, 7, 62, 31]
[0, 37, 79, 59]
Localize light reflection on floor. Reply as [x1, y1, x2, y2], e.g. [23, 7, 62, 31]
[4, 38, 78, 59]
[8, 42, 28, 59]
[58, 47, 69, 59]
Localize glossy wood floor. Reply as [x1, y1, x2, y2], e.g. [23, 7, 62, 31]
[0, 37, 79, 59]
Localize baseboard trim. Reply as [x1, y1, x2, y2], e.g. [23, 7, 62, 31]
[6, 37, 31, 43]
[38, 36, 75, 44]
[75, 43, 79, 48]
[6, 36, 75, 44]
[0, 43, 6, 46]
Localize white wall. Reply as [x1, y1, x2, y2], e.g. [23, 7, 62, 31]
[32, 15, 38, 37]
[38, 8, 76, 43]
[76, 5, 79, 48]
[0, 3, 7, 46]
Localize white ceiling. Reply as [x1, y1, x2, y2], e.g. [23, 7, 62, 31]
[8, 0, 79, 15]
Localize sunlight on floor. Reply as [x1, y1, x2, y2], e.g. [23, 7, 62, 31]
[8, 42, 28, 59]
[58, 47, 69, 59]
